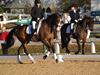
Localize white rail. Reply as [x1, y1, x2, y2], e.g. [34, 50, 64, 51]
[0, 13, 31, 27]
[0, 19, 17, 24]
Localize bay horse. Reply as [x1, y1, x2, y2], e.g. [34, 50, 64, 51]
[4, 13, 62, 64]
[61, 16, 94, 54]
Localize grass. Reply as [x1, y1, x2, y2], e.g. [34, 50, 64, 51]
[0, 44, 100, 55]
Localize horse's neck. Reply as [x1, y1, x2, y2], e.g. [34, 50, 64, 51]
[79, 19, 87, 28]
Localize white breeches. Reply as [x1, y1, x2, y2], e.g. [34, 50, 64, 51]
[32, 21, 36, 29]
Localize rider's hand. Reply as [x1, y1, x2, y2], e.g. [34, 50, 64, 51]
[79, 18, 82, 21]
[37, 18, 40, 20]
[75, 20, 78, 23]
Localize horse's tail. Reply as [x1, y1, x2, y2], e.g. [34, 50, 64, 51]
[4, 28, 15, 50]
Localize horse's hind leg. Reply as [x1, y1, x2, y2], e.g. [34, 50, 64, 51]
[17, 45, 23, 64]
[22, 44, 35, 63]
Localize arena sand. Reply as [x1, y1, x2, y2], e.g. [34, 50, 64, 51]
[0, 58, 100, 75]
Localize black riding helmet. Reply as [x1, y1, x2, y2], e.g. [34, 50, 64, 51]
[69, 4, 78, 9]
[34, 0, 41, 5]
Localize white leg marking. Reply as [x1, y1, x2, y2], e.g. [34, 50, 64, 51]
[46, 51, 50, 56]
[28, 54, 35, 63]
[17, 55, 22, 63]
[54, 53, 57, 60]
[57, 54, 64, 63]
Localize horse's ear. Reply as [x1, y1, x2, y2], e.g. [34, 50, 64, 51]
[92, 17, 95, 22]
[83, 15, 87, 19]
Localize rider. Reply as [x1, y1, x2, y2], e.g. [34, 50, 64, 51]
[69, 4, 80, 34]
[31, 0, 44, 34]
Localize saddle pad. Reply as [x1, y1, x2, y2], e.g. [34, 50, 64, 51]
[66, 25, 71, 33]
[16, 18, 31, 25]
[26, 25, 32, 34]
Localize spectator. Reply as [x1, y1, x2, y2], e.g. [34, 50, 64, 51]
[0, 26, 8, 55]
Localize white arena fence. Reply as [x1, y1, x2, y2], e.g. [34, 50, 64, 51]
[0, 13, 31, 27]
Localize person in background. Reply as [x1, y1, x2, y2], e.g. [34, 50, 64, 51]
[44, 7, 52, 19]
[0, 26, 8, 55]
[42, 8, 46, 19]
[61, 12, 71, 48]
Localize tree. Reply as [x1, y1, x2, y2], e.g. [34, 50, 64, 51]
[0, 7, 4, 13]
[24, 1, 31, 14]
[0, 5, 5, 13]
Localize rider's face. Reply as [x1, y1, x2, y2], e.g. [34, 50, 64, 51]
[63, 13, 68, 18]
[71, 7, 76, 11]
[37, 3, 40, 7]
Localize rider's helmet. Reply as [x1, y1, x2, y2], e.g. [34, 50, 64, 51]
[34, 0, 41, 5]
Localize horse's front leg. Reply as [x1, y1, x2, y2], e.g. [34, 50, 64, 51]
[43, 44, 51, 59]
[75, 39, 81, 54]
[23, 44, 35, 63]
[82, 41, 85, 54]
[43, 42, 51, 60]
[17, 44, 23, 64]
[65, 36, 71, 54]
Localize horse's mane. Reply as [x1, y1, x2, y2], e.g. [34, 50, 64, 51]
[45, 13, 61, 32]
[77, 19, 86, 28]
[77, 15, 94, 32]
[78, 15, 91, 27]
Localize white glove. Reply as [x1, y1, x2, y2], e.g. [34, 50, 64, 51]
[75, 20, 78, 23]
[79, 18, 82, 20]
[37, 18, 40, 20]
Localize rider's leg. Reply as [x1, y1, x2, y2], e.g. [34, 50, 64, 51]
[32, 21, 36, 30]
[70, 23, 74, 34]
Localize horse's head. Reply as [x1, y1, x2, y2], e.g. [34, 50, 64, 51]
[84, 16, 94, 31]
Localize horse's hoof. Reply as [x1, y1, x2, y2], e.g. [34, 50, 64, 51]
[82, 52, 85, 54]
[18, 61, 23, 64]
[56, 59, 58, 63]
[66, 51, 70, 54]
[43, 55, 47, 60]
[66, 53, 71, 55]
[56, 59, 64, 63]
[31, 60, 36, 64]
[75, 51, 79, 54]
